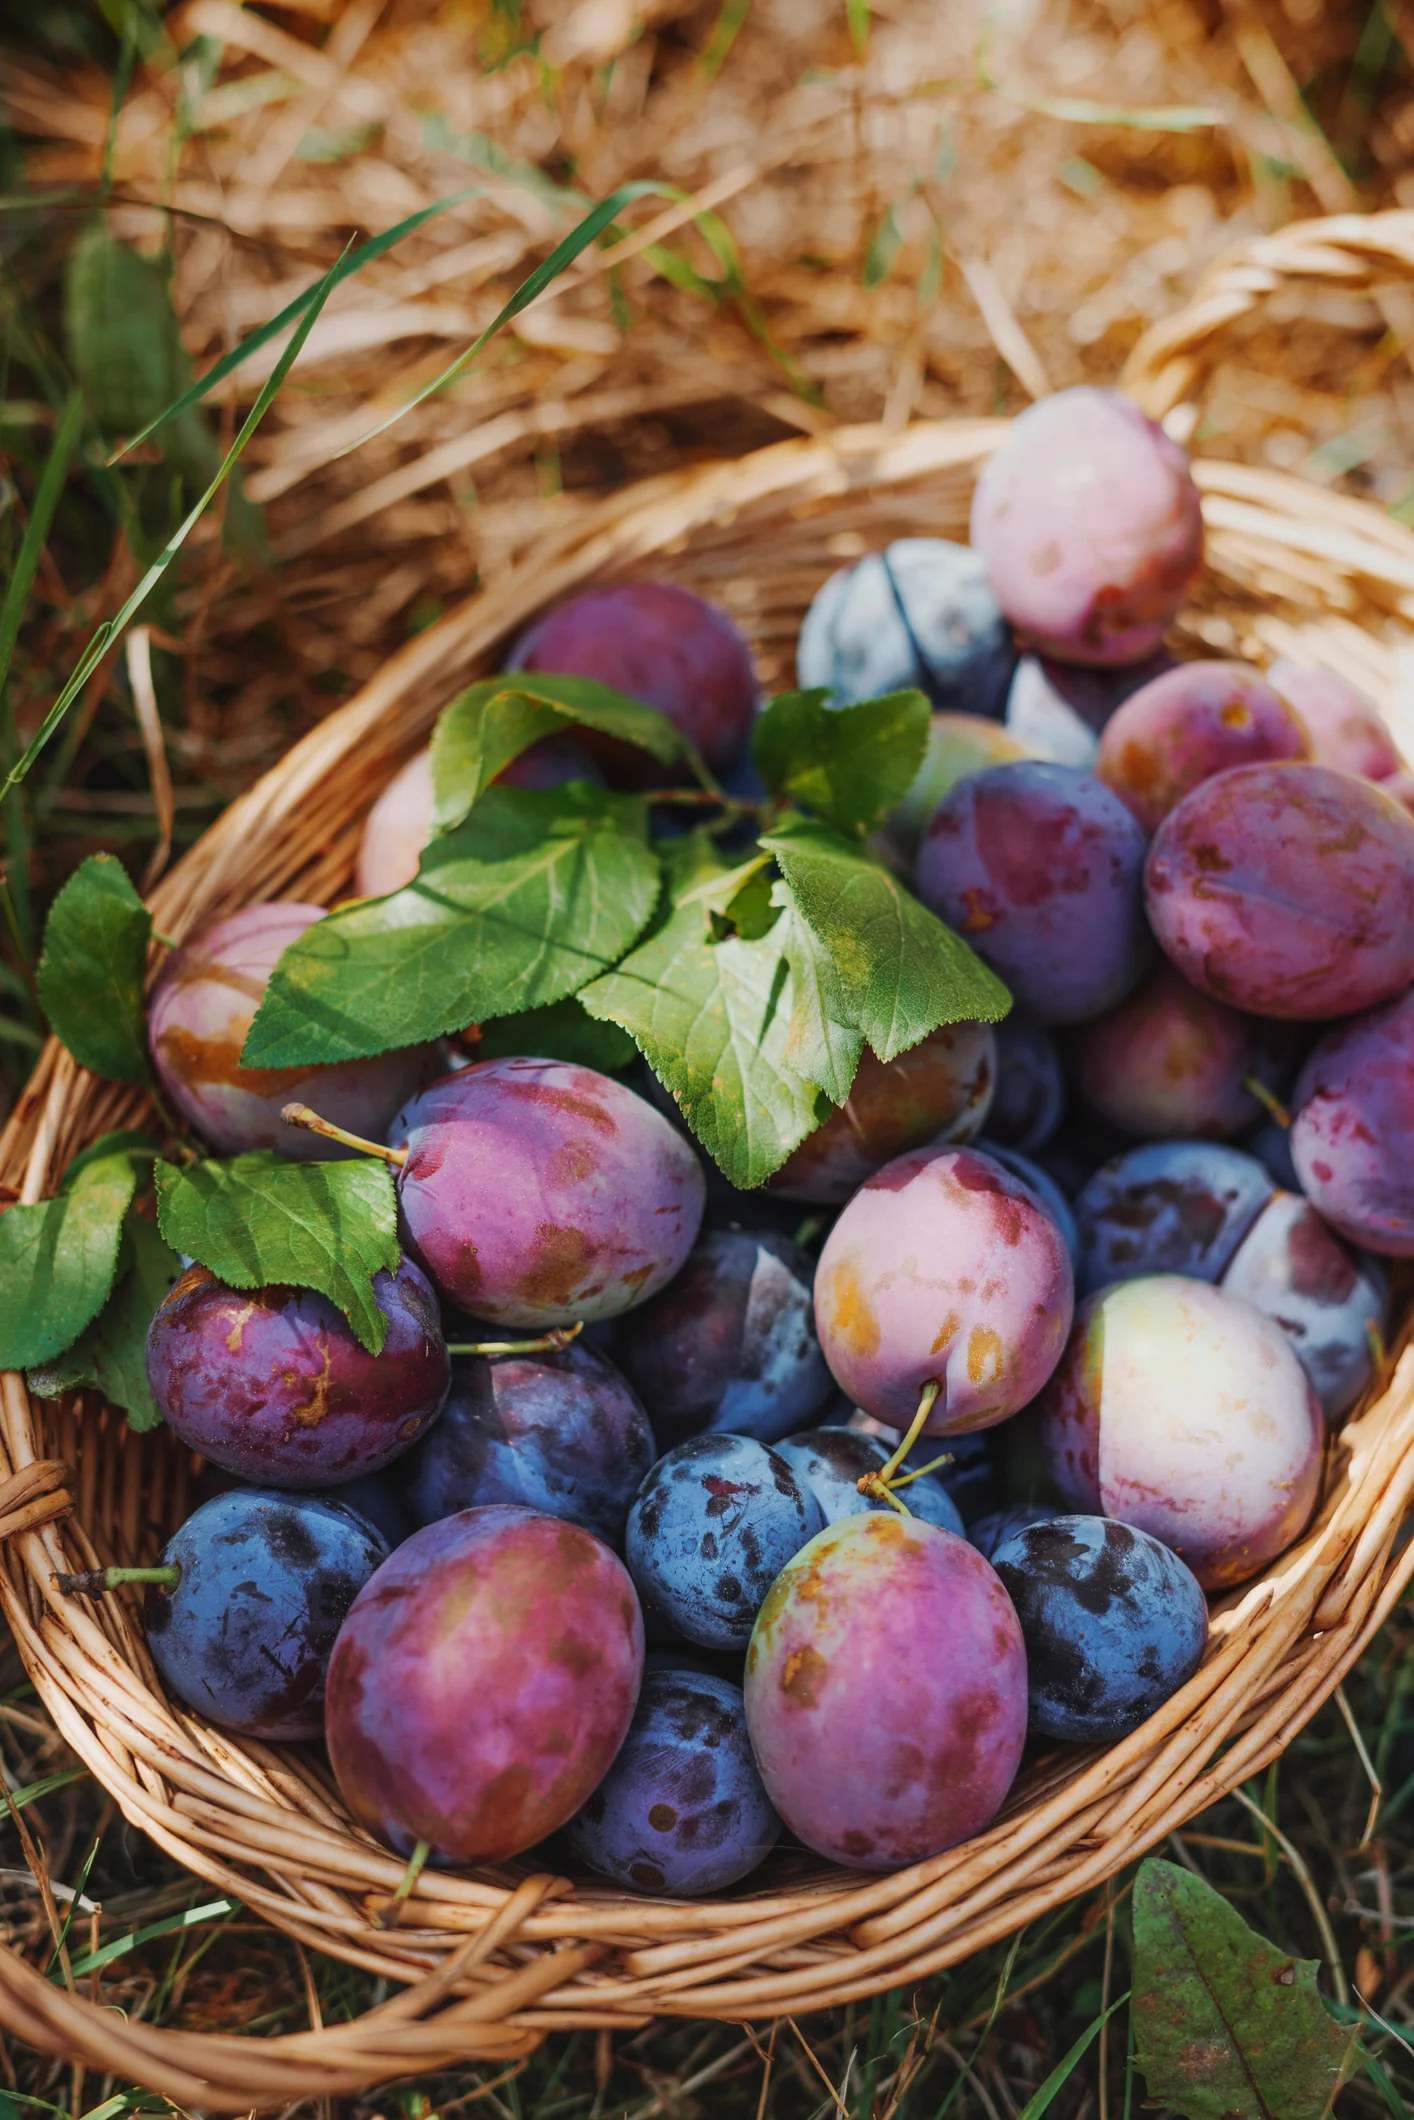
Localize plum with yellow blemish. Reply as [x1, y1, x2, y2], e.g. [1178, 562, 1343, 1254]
[381, 1058, 706, 1326]
[813, 1143, 1073, 1433]
[1038, 1274, 1323, 1589]
[1069, 961, 1292, 1142]
[1095, 662, 1308, 833]
[743, 1512, 1027, 1869]
[149, 904, 433, 1157]
[325, 1505, 644, 1864]
[145, 1257, 450, 1487]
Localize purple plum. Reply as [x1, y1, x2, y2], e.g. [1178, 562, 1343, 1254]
[1291, 990, 1414, 1255]
[874, 713, 1031, 872]
[387, 1058, 705, 1325]
[325, 1505, 644, 1863]
[1144, 763, 1414, 1020]
[1096, 662, 1308, 833]
[769, 1022, 996, 1204]
[744, 1513, 1027, 1868]
[986, 1018, 1066, 1152]
[1220, 1191, 1387, 1424]
[146, 1258, 450, 1487]
[1267, 661, 1401, 782]
[1070, 961, 1292, 1141]
[1071, 1140, 1274, 1296]
[916, 762, 1150, 1026]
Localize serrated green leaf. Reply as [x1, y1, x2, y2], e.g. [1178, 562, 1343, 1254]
[579, 837, 824, 1187]
[60, 1132, 161, 1191]
[243, 785, 662, 1067]
[29, 1216, 182, 1432]
[1132, 1858, 1351, 2120]
[36, 854, 151, 1083]
[751, 688, 930, 836]
[431, 674, 688, 832]
[771, 885, 864, 1103]
[473, 998, 636, 1071]
[0, 1152, 140, 1369]
[763, 815, 1011, 1060]
[154, 1154, 400, 1355]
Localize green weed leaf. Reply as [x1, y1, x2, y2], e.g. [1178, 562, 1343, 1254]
[243, 785, 661, 1066]
[1132, 1858, 1350, 2120]
[752, 689, 930, 837]
[36, 854, 151, 1082]
[30, 1216, 182, 1431]
[473, 998, 637, 1071]
[430, 674, 688, 833]
[0, 1151, 141, 1369]
[154, 1155, 400, 1355]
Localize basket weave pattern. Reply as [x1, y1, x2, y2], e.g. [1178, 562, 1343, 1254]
[0, 212, 1413, 2106]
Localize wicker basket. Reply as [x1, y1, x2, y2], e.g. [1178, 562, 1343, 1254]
[2, 209, 1414, 2109]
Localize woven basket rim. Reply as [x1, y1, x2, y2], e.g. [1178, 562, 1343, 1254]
[0, 206, 1413, 2107]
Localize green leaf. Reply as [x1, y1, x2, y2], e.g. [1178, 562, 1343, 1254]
[36, 854, 151, 1082]
[60, 1132, 161, 1191]
[751, 689, 930, 837]
[29, 1216, 182, 1432]
[473, 998, 637, 1072]
[0, 1151, 141, 1369]
[0, 392, 83, 714]
[579, 836, 824, 1187]
[154, 1154, 400, 1356]
[763, 815, 1011, 1061]
[243, 785, 662, 1066]
[772, 885, 864, 1104]
[1132, 1858, 1350, 2120]
[430, 673, 688, 833]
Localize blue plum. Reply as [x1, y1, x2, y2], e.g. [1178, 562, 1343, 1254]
[318, 1473, 414, 1550]
[146, 1489, 388, 1739]
[625, 1435, 824, 1650]
[1072, 1141, 1275, 1297]
[774, 1428, 964, 1532]
[797, 539, 1016, 717]
[845, 1410, 1002, 1523]
[992, 1514, 1208, 1741]
[566, 1670, 780, 1894]
[986, 1019, 1066, 1152]
[968, 1502, 1056, 1562]
[1248, 1120, 1300, 1193]
[1219, 1191, 1387, 1425]
[400, 1340, 656, 1545]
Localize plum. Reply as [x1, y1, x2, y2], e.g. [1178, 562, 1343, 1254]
[1096, 662, 1308, 833]
[613, 1229, 830, 1449]
[916, 762, 1151, 1026]
[150, 904, 433, 1157]
[744, 1513, 1027, 1868]
[813, 1143, 1074, 1432]
[986, 1018, 1066, 1151]
[970, 387, 1203, 666]
[146, 1258, 450, 1487]
[769, 1022, 996, 1204]
[507, 580, 757, 777]
[1004, 656, 1099, 768]
[992, 1515, 1208, 1741]
[567, 1670, 779, 1895]
[977, 1143, 1079, 1267]
[400, 1339, 655, 1544]
[1220, 1191, 1387, 1424]
[1249, 1118, 1300, 1193]
[1291, 990, 1414, 1255]
[875, 712, 1030, 871]
[318, 1472, 414, 1550]
[1072, 1140, 1274, 1296]
[968, 1501, 1055, 1562]
[325, 1504, 643, 1863]
[796, 539, 1016, 718]
[1039, 1275, 1323, 1588]
[1070, 961, 1292, 1141]
[1267, 661, 1401, 781]
[386, 1058, 705, 1325]
[625, 1434, 824, 1650]
[1144, 763, 1414, 1020]
[146, 1490, 388, 1739]
[774, 1427, 965, 1532]
[354, 738, 602, 901]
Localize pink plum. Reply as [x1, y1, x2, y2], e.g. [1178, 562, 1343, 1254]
[1291, 989, 1414, 1256]
[1267, 661, 1401, 782]
[1069, 960, 1291, 1140]
[354, 738, 603, 900]
[1096, 662, 1308, 833]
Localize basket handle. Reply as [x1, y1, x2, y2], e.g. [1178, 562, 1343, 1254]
[1121, 208, 1414, 419]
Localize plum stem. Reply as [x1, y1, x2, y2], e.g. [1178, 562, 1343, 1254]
[281, 1103, 408, 1166]
[1242, 1075, 1292, 1129]
[373, 1839, 431, 1929]
[889, 1449, 955, 1490]
[56, 1565, 180, 1597]
[447, 1322, 584, 1357]
[855, 1379, 942, 1516]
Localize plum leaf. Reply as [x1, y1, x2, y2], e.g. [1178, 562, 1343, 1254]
[752, 688, 930, 837]
[472, 997, 637, 1071]
[1132, 1858, 1352, 2120]
[0, 1149, 143, 1368]
[771, 884, 864, 1105]
[580, 835, 825, 1187]
[431, 672, 690, 831]
[763, 814, 1012, 1061]
[242, 785, 662, 1067]
[154, 1153, 400, 1355]
[36, 854, 152, 1084]
[29, 1215, 183, 1431]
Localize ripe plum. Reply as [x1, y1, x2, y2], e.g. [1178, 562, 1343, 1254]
[1144, 763, 1414, 1019]
[1070, 961, 1291, 1141]
[986, 1018, 1065, 1151]
[325, 1504, 643, 1862]
[1220, 1191, 1387, 1423]
[769, 1022, 996, 1203]
[1291, 991, 1414, 1254]
[1267, 661, 1401, 781]
[775, 1427, 964, 1532]
[1072, 1140, 1273, 1296]
[976, 1144, 1079, 1266]
[916, 762, 1150, 1025]
[875, 712, 1030, 871]
[1096, 662, 1308, 832]
[968, 1501, 1055, 1561]
[797, 539, 1015, 717]
[744, 1513, 1027, 1868]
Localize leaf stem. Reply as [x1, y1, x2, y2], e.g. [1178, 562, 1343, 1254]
[447, 1321, 584, 1357]
[1242, 1074, 1292, 1128]
[856, 1379, 942, 1516]
[281, 1103, 408, 1167]
[56, 1565, 180, 1597]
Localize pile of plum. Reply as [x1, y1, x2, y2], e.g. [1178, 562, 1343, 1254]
[125, 386, 1414, 1894]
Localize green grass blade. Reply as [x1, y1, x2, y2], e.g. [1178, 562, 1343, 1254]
[65, 1896, 236, 1979]
[1014, 1993, 1129, 2120]
[0, 391, 83, 714]
[0, 1766, 88, 1814]
[7, 245, 350, 797]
